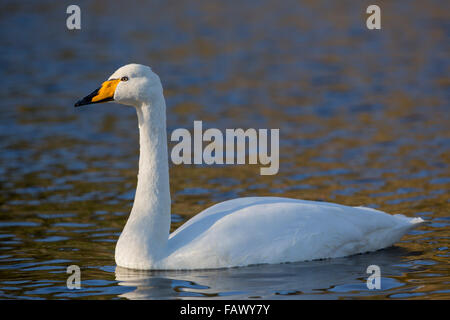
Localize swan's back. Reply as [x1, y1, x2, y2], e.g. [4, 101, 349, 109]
[163, 197, 423, 269]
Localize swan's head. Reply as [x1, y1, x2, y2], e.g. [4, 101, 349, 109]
[75, 63, 162, 108]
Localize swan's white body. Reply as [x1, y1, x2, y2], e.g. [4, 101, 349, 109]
[76, 64, 424, 270]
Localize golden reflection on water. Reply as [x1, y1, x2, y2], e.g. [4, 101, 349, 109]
[0, 0, 448, 299]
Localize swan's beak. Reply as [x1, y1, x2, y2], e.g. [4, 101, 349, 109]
[74, 79, 121, 107]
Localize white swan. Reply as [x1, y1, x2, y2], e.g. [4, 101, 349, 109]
[75, 63, 424, 270]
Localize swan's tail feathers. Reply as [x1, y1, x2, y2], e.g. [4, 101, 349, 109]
[393, 214, 425, 230]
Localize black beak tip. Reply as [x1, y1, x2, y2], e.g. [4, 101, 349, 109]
[74, 87, 101, 108]
[74, 98, 89, 108]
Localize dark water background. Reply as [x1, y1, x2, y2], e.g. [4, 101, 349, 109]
[0, 0, 448, 299]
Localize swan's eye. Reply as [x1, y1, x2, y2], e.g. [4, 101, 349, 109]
[121, 76, 129, 81]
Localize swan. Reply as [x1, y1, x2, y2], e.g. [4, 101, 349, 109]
[74, 63, 424, 270]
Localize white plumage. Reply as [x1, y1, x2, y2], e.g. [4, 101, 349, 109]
[164, 197, 423, 269]
[75, 64, 424, 270]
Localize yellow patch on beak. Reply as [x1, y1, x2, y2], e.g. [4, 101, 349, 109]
[75, 79, 121, 107]
[92, 79, 121, 103]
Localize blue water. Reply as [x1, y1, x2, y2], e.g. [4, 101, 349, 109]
[0, 0, 448, 299]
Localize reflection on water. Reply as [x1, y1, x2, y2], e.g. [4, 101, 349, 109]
[0, 0, 449, 299]
[114, 248, 426, 300]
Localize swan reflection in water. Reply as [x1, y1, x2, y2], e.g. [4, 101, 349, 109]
[115, 247, 419, 300]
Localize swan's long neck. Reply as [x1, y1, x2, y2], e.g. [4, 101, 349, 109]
[115, 95, 171, 268]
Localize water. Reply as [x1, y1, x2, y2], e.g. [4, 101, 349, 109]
[0, 0, 449, 299]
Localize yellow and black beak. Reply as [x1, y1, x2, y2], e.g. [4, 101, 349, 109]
[74, 79, 121, 107]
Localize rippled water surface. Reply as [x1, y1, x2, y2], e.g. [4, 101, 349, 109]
[0, 0, 449, 299]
